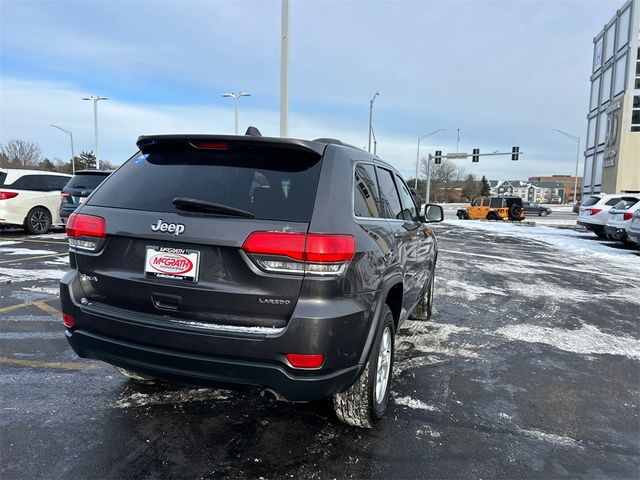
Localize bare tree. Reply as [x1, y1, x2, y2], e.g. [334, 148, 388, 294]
[461, 173, 479, 201]
[420, 158, 466, 202]
[0, 139, 42, 168]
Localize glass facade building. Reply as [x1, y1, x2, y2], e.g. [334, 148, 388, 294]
[584, 0, 640, 194]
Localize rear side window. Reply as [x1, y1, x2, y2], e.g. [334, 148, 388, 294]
[614, 198, 639, 209]
[66, 174, 109, 190]
[43, 176, 69, 191]
[376, 167, 403, 219]
[354, 163, 382, 218]
[7, 175, 45, 191]
[604, 197, 622, 206]
[88, 145, 323, 222]
[0, 172, 6, 186]
[394, 173, 418, 221]
[490, 198, 503, 208]
[582, 196, 601, 207]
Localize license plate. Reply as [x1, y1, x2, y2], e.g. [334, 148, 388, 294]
[144, 246, 200, 282]
[79, 197, 87, 204]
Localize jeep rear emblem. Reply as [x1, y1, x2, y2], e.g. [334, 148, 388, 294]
[151, 219, 185, 236]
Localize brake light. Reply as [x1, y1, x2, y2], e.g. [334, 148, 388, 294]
[587, 208, 601, 215]
[286, 353, 324, 369]
[0, 191, 19, 200]
[62, 313, 74, 328]
[195, 142, 230, 150]
[623, 212, 633, 221]
[66, 213, 105, 251]
[61, 192, 70, 200]
[242, 232, 355, 276]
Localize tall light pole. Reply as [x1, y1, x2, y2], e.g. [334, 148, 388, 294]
[368, 92, 380, 153]
[222, 92, 251, 135]
[280, 0, 290, 137]
[50, 125, 75, 174]
[415, 129, 445, 191]
[82, 96, 108, 169]
[370, 126, 378, 155]
[550, 129, 581, 204]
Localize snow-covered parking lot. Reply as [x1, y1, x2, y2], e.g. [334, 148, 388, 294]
[1, 221, 638, 479]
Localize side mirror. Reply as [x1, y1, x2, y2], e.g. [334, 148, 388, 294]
[424, 204, 444, 223]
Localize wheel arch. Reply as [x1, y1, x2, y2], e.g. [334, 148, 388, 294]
[23, 204, 53, 224]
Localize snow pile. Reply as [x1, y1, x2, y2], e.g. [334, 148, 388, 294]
[394, 395, 440, 412]
[0, 267, 67, 283]
[0, 247, 57, 256]
[109, 388, 230, 409]
[497, 323, 640, 360]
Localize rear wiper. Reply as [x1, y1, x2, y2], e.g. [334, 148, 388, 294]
[172, 197, 255, 218]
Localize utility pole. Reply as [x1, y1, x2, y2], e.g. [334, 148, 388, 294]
[82, 96, 108, 169]
[50, 125, 75, 174]
[368, 92, 379, 153]
[222, 92, 251, 134]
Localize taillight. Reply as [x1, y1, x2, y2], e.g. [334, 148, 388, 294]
[66, 213, 105, 251]
[242, 232, 355, 276]
[623, 212, 633, 221]
[61, 192, 71, 202]
[587, 208, 601, 215]
[286, 353, 324, 369]
[62, 313, 74, 328]
[0, 191, 19, 200]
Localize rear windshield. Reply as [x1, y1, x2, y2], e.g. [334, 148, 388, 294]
[66, 173, 110, 189]
[87, 145, 323, 222]
[582, 196, 601, 207]
[613, 198, 639, 210]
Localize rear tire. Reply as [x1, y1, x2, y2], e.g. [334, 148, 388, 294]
[333, 305, 395, 428]
[117, 367, 156, 382]
[24, 207, 51, 235]
[410, 269, 435, 321]
[486, 212, 499, 221]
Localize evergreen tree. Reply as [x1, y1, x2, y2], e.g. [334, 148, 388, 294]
[479, 175, 491, 196]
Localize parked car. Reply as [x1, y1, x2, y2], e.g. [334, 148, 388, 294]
[59, 170, 113, 222]
[578, 194, 640, 238]
[456, 196, 524, 221]
[522, 201, 551, 216]
[60, 131, 444, 428]
[627, 209, 640, 248]
[0, 168, 72, 234]
[604, 198, 640, 244]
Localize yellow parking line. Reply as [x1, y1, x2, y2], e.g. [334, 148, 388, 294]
[0, 252, 68, 265]
[0, 300, 62, 317]
[0, 356, 91, 371]
[34, 300, 62, 318]
[0, 302, 32, 314]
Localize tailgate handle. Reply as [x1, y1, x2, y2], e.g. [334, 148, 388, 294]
[152, 293, 182, 312]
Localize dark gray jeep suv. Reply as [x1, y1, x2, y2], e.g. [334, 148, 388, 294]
[60, 132, 444, 427]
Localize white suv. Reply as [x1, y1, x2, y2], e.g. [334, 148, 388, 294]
[605, 198, 640, 244]
[577, 193, 639, 238]
[0, 169, 72, 234]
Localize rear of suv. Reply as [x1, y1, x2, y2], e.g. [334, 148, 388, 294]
[60, 133, 444, 428]
[578, 194, 640, 238]
[59, 170, 112, 222]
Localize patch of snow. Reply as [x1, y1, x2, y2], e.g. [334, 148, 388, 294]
[394, 395, 440, 412]
[169, 319, 284, 335]
[0, 332, 63, 340]
[497, 323, 640, 360]
[416, 425, 441, 438]
[0, 267, 66, 283]
[45, 256, 69, 266]
[438, 279, 508, 301]
[0, 247, 57, 256]
[517, 427, 583, 448]
[498, 412, 512, 420]
[22, 286, 59, 295]
[109, 388, 230, 409]
[0, 241, 19, 247]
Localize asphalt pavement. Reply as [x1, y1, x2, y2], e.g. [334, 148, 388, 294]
[1, 223, 638, 479]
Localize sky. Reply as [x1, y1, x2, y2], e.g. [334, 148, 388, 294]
[0, 0, 624, 181]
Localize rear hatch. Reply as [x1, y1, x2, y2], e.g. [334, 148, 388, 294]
[61, 171, 111, 208]
[71, 135, 325, 329]
[607, 199, 640, 227]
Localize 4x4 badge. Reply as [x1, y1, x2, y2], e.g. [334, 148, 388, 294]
[151, 219, 185, 236]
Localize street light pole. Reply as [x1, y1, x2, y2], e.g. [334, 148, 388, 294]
[368, 92, 379, 153]
[280, 0, 290, 137]
[82, 96, 108, 169]
[550, 129, 581, 204]
[50, 125, 75, 174]
[414, 129, 445, 190]
[222, 92, 251, 135]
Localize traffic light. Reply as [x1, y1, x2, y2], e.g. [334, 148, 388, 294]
[472, 148, 480, 162]
[434, 150, 442, 165]
[511, 146, 520, 161]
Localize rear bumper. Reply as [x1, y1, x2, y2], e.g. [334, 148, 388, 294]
[60, 271, 376, 401]
[577, 220, 603, 232]
[604, 225, 627, 240]
[59, 205, 78, 221]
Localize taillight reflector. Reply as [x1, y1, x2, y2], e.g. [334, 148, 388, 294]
[63, 313, 74, 328]
[0, 191, 19, 200]
[286, 353, 324, 369]
[242, 232, 355, 263]
[623, 212, 633, 221]
[66, 213, 105, 238]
